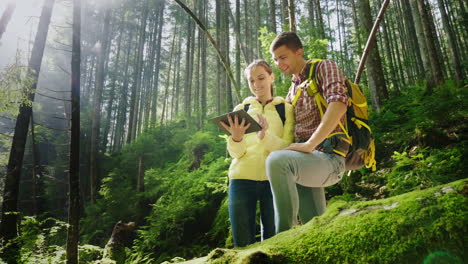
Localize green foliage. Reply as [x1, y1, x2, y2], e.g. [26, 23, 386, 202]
[338, 82, 468, 199]
[0, 215, 109, 263]
[387, 147, 463, 196]
[0, 57, 34, 116]
[130, 156, 229, 263]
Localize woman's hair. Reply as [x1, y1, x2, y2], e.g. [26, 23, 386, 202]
[244, 59, 274, 96]
[270, 31, 303, 53]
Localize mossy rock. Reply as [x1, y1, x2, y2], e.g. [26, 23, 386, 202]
[181, 179, 467, 264]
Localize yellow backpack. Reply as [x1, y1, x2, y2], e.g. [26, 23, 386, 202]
[291, 59, 376, 171]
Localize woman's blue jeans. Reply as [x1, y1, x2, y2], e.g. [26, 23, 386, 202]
[228, 179, 275, 247]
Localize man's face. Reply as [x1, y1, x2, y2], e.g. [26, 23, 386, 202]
[271, 45, 303, 76]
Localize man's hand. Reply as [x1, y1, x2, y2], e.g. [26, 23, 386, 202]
[220, 114, 251, 142]
[284, 142, 315, 153]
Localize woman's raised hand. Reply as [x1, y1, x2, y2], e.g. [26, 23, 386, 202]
[220, 114, 251, 142]
[257, 114, 269, 140]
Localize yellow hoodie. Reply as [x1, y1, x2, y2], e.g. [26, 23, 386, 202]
[227, 96, 295, 181]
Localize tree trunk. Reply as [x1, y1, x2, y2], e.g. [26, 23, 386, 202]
[66, 0, 81, 262]
[161, 24, 177, 125]
[89, 6, 111, 203]
[113, 27, 133, 152]
[201, 0, 207, 128]
[102, 12, 124, 152]
[29, 114, 44, 215]
[0, 0, 55, 259]
[436, 0, 463, 84]
[127, 0, 149, 143]
[150, 1, 165, 127]
[288, 0, 296, 32]
[357, 0, 388, 111]
[315, 0, 325, 38]
[415, 0, 444, 92]
[0, 2, 16, 41]
[269, 0, 277, 34]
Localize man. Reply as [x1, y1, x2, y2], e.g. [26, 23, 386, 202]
[266, 31, 349, 233]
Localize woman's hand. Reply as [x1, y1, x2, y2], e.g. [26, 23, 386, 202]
[220, 114, 251, 142]
[257, 114, 269, 140]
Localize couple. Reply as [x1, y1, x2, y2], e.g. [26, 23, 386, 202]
[221, 32, 348, 247]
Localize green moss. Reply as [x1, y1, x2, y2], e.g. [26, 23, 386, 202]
[184, 179, 467, 264]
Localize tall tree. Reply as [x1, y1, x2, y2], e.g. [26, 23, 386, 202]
[127, 0, 149, 143]
[357, 0, 388, 111]
[436, 0, 463, 84]
[0, 0, 55, 260]
[66, 0, 81, 262]
[89, 5, 111, 203]
[150, 0, 165, 127]
[288, 0, 296, 32]
[269, 0, 277, 34]
[414, 0, 444, 92]
[0, 2, 16, 41]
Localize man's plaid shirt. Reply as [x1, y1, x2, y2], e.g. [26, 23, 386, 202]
[285, 60, 348, 147]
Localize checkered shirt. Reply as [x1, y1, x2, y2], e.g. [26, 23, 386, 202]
[285, 60, 348, 145]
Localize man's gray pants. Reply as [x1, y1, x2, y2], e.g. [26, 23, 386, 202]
[266, 150, 346, 233]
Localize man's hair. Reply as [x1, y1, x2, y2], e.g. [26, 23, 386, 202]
[270, 31, 303, 52]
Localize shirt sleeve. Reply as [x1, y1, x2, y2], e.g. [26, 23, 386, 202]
[316, 60, 348, 106]
[226, 104, 247, 159]
[262, 102, 295, 152]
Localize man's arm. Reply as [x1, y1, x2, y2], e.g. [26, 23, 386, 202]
[285, 101, 347, 153]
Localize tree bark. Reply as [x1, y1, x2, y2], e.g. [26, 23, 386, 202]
[89, 6, 111, 203]
[0, 0, 55, 259]
[357, 0, 388, 111]
[66, 0, 81, 262]
[436, 0, 463, 84]
[288, 0, 296, 32]
[127, 0, 149, 143]
[0, 2, 16, 41]
[415, 0, 444, 92]
[269, 0, 277, 34]
[150, 1, 165, 127]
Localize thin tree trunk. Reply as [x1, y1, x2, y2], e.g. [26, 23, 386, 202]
[128, 0, 149, 143]
[0, 2, 16, 41]
[357, 0, 388, 111]
[269, 0, 277, 34]
[0, 0, 55, 259]
[102, 13, 124, 152]
[288, 0, 296, 32]
[161, 25, 177, 125]
[150, 1, 165, 127]
[201, 0, 207, 128]
[415, 0, 444, 92]
[113, 28, 133, 151]
[437, 0, 463, 84]
[89, 6, 111, 203]
[66, 0, 81, 262]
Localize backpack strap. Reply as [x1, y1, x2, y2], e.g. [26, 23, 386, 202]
[243, 103, 286, 125]
[275, 103, 286, 125]
[308, 60, 351, 157]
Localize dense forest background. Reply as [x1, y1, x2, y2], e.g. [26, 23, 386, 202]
[0, 0, 467, 263]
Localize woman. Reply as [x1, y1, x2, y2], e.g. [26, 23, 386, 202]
[220, 60, 294, 247]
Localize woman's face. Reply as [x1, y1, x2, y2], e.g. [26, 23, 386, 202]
[247, 66, 274, 99]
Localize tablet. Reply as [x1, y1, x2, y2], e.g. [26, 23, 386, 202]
[209, 109, 262, 135]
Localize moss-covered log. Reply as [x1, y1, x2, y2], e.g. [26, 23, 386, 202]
[182, 179, 467, 264]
